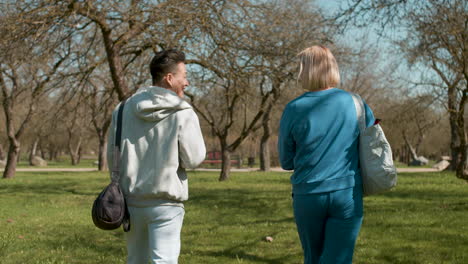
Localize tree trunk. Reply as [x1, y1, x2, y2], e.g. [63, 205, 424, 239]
[78, 146, 82, 164]
[449, 120, 460, 171]
[455, 89, 468, 180]
[48, 146, 54, 160]
[456, 145, 467, 179]
[259, 111, 271, 171]
[219, 139, 231, 181]
[260, 139, 270, 171]
[69, 137, 82, 166]
[0, 144, 5, 160]
[17, 147, 21, 162]
[259, 81, 281, 171]
[448, 86, 460, 171]
[29, 138, 39, 165]
[98, 138, 108, 171]
[2, 140, 20, 179]
[95, 118, 111, 171]
[48, 146, 59, 161]
[101, 29, 129, 101]
[70, 152, 77, 165]
[402, 131, 419, 165]
[52, 150, 58, 161]
[0, 143, 5, 160]
[40, 143, 46, 160]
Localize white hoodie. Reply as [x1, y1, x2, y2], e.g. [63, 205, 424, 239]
[107, 86, 206, 207]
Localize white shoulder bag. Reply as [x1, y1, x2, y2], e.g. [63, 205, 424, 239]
[351, 93, 397, 196]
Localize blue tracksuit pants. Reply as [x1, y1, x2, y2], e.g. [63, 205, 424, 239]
[293, 186, 363, 264]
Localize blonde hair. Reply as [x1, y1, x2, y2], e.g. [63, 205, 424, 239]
[298, 45, 340, 91]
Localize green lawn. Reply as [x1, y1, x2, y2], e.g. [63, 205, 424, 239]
[0, 171, 467, 264]
[16, 156, 97, 168]
[13, 156, 434, 169]
[393, 160, 437, 169]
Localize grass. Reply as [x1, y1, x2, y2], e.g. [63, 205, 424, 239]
[16, 156, 97, 168]
[11, 155, 433, 169]
[394, 160, 437, 169]
[0, 171, 467, 263]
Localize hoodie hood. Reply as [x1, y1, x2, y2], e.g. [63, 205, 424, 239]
[133, 86, 192, 122]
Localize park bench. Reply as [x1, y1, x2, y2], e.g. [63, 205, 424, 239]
[202, 151, 242, 167]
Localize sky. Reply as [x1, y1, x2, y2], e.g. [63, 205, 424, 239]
[314, 0, 418, 94]
[315, 0, 391, 48]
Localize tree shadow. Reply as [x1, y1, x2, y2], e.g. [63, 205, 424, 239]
[186, 187, 292, 226]
[190, 240, 299, 264]
[0, 174, 105, 196]
[42, 223, 125, 257]
[367, 186, 468, 202]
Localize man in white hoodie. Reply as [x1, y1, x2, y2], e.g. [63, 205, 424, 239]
[107, 49, 206, 264]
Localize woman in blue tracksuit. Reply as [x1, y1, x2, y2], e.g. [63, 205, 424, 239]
[278, 46, 375, 264]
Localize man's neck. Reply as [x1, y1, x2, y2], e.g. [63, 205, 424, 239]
[153, 82, 170, 89]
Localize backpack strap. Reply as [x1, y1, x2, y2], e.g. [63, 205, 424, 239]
[111, 99, 127, 183]
[115, 99, 126, 150]
[350, 93, 366, 132]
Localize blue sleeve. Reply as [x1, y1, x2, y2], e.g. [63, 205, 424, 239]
[278, 104, 296, 170]
[363, 101, 375, 127]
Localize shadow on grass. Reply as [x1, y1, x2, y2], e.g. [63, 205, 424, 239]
[187, 187, 292, 224]
[367, 187, 468, 201]
[0, 172, 107, 196]
[365, 229, 468, 264]
[191, 240, 296, 264]
[0, 184, 98, 196]
[42, 223, 125, 258]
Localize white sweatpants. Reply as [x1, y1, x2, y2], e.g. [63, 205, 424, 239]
[126, 205, 185, 264]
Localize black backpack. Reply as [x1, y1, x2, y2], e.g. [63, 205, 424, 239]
[92, 100, 130, 232]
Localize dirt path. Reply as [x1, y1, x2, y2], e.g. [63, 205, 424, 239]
[395, 168, 439, 173]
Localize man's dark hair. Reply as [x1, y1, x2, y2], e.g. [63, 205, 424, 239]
[150, 49, 186, 84]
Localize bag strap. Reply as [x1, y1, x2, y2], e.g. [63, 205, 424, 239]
[115, 99, 126, 149]
[111, 99, 127, 183]
[350, 93, 366, 133]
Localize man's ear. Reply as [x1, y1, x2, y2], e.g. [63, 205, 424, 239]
[165, 73, 173, 87]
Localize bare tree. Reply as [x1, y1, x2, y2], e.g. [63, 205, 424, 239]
[185, 1, 271, 180]
[84, 79, 118, 171]
[389, 95, 441, 164]
[246, 0, 329, 171]
[67, 120, 83, 166]
[28, 137, 40, 165]
[0, 3, 71, 178]
[186, 0, 330, 178]
[403, 1, 467, 178]
[36, 100, 69, 162]
[187, 72, 265, 181]
[0, 54, 66, 177]
[64, 0, 198, 100]
[339, 0, 468, 180]
[59, 0, 203, 169]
